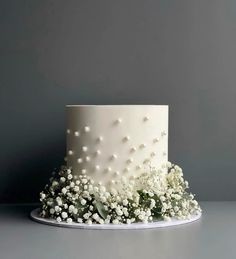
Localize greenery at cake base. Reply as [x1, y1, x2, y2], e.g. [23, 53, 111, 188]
[39, 162, 201, 225]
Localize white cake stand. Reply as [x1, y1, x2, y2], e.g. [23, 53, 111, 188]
[30, 208, 201, 230]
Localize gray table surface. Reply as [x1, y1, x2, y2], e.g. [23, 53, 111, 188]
[0, 202, 235, 259]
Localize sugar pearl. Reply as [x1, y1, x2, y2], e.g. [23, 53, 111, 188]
[139, 143, 146, 149]
[115, 118, 122, 124]
[67, 129, 71, 134]
[143, 116, 149, 121]
[115, 171, 120, 176]
[68, 150, 73, 155]
[161, 131, 167, 137]
[84, 126, 90, 132]
[106, 167, 112, 172]
[130, 147, 137, 153]
[150, 152, 156, 157]
[124, 167, 130, 172]
[82, 146, 88, 152]
[111, 154, 117, 160]
[123, 136, 130, 142]
[153, 138, 159, 143]
[81, 169, 86, 174]
[143, 159, 150, 164]
[95, 150, 101, 156]
[95, 165, 100, 171]
[97, 136, 103, 142]
[74, 131, 80, 137]
[85, 156, 90, 162]
[126, 158, 133, 164]
[136, 165, 142, 170]
[77, 158, 83, 164]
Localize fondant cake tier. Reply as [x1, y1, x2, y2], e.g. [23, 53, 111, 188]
[37, 105, 201, 226]
[66, 105, 168, 187]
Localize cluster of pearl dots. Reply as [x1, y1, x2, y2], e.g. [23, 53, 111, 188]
[66, 115, 167, 184]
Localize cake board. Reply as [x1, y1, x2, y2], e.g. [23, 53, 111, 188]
[30, 208, 201, 230]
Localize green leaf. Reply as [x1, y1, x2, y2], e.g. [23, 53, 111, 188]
[95, 201, 108, 220]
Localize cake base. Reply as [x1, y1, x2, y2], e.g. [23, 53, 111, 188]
[30, 208, 201, 230]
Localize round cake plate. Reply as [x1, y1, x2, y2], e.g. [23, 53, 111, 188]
[30, 208, 201, 230]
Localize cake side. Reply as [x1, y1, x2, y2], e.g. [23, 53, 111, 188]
[66, 105, 168, 187]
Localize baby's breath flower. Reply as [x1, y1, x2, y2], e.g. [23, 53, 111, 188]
[56, 216, 62, 222]
[61, 212, 68, 219]
[81, 199, 87, 205]
[67, 218, 73, 223]
[77, 218, 83, 223]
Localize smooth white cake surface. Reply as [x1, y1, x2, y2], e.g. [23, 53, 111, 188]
[66, 105, 168, 187]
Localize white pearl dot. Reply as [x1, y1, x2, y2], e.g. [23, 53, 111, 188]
[84, 126, 90, 132]
[67, 129, 71, 134]
[115, 171, 120, 176]
[123, 136, 130, 142]
[126, 158, 133, 164]
[77, 158, 83, 164]
[111, 154, 117, 160]
[143, 159, 150, 164]
[95, 150, 101, 156]
[95, 165, 100, 171]
[143, 116, 149, 121]
[97, 136, 103, 142]
[85, 156, 90, 162]
[136, 165, 142, 170]
[161, 131, 167, 137]
[82, 146, 88, 152]
[111, 180, 115, 184]
[130, 147, 137, 153]
[150, 152, 156, 157]
[139, 143, 146, 149]
[106, 167, 112, 172]
[153, 138, 159, 143]
[124, 167, 130, 172]
[74, 131, 80, 137]
[115, 118, 122, 124]
[98, 181, 102, 186]
[81, 169, 86, 174]
[68, 150, 73, 155]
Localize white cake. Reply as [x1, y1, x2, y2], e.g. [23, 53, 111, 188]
[66, 105, 168, 187]
[38, 104, 201, 226]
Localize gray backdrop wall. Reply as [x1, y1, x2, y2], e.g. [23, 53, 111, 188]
[0, 0, 236, 203]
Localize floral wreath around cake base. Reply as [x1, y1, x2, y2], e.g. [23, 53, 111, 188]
[39, 162, 201, 225]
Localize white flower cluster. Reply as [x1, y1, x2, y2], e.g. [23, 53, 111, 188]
[39, 163, 201, 224]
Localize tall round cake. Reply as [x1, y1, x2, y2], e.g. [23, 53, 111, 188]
[37, 105, 201, 227]
[66, 105, 168, 187]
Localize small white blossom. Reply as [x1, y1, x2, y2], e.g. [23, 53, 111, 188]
[74, 186, 80, 192]
[61, 212, 68, 219]
[62, 187, 67, 194]
[67, 218, 73, 223]
[60, 177, 66, 183]
[69, 205, 75, 213]
[67, 174, 73, 180]
[49, 208, 55, 214]
[112, 219, 119, 224]
[122, 199, 128, 206]
[56, 216, 62, 222]
[77, 218, 83, 223]
[81, 199, 87, 205]
[92, 213, 99, 220]
[83, 213, 90, 219]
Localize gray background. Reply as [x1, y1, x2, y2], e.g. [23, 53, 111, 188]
[0, 0, 235, 203]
